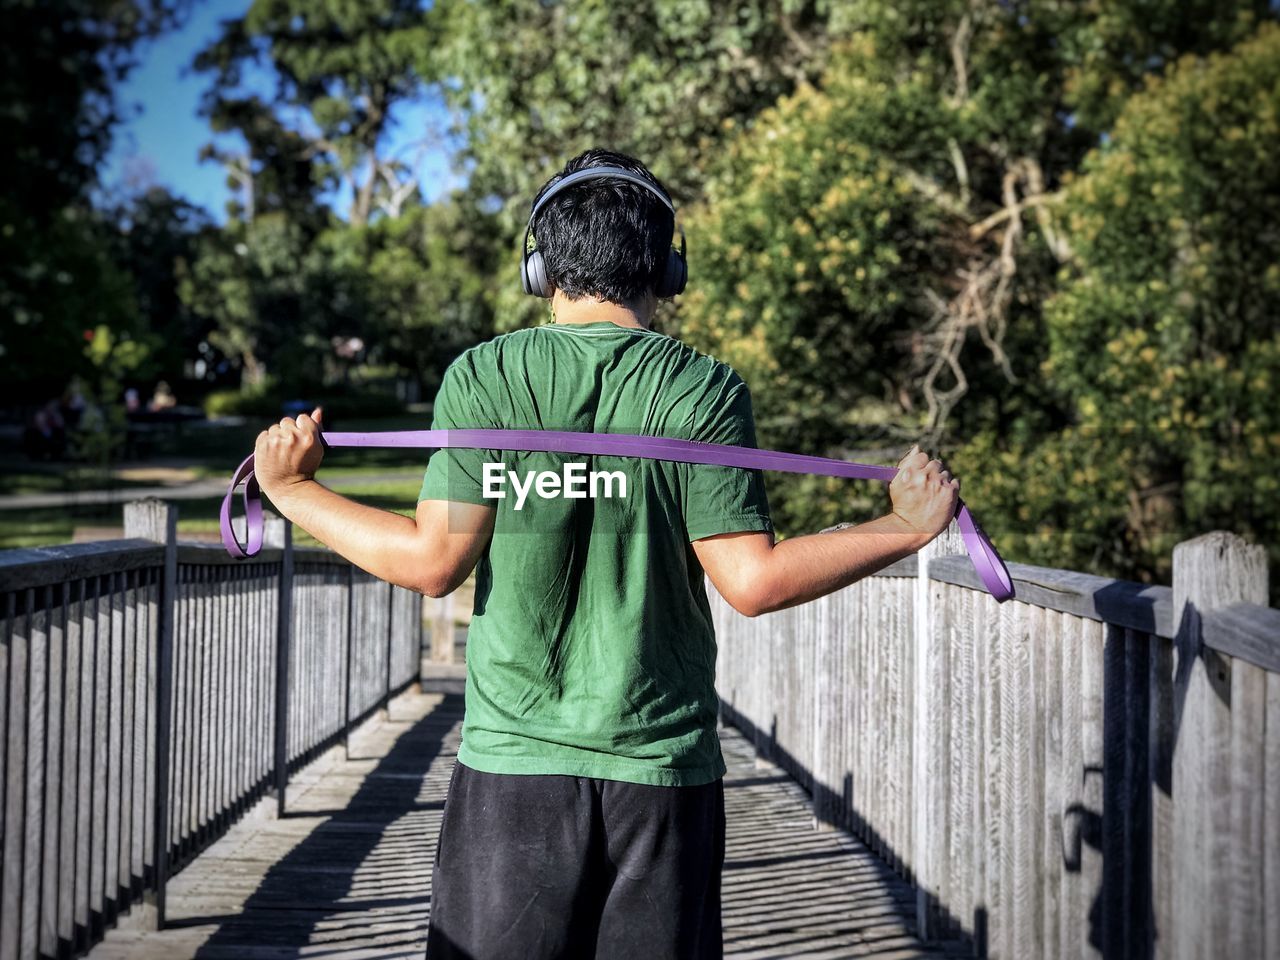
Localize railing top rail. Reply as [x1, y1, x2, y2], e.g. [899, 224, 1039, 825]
[925, 554, 1279, 671]
[291, 545, 357, 564]
[1201, 602, 1280, 673]
[0, 538, 164, 592]
[927, 554, 1174, 637]
[177, 541, 285, 565]
[872, 556, 918, 578]
[175, 541, 353, 567]
[0, 534, 359, 593]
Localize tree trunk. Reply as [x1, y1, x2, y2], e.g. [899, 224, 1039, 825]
[241, 349, 266, 388]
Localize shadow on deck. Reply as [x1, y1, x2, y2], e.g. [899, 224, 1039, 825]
[88, 689, 963, 959]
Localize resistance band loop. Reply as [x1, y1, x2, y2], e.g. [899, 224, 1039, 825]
[220, 429, 1015, 602]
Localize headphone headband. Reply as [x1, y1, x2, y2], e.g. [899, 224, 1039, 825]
[528, 166, 675, 224]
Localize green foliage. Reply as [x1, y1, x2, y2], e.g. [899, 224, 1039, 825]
[678, 35, 954, 448]
[202, 382, 403, 419]
[675, 2, 1280, 589]
[975, 21, 1280, 585]
[0, 0, 183, 211]
[0, 206, 141, 397]
[203, 385, 269, 418]
[195, 0, 427, 226]
[179, 190, 500, 396]
[422, 0, 841, 332]
[179, 211, 320, 387]
[359, 196, 502, 396]
[197, 96, 332, 227]
[105, 187, 211, 387]
[1058, 0, 1271, 131]
[0, 0, 185, 400]
[73, 323, 157, 480]
[425, 0, 832, 204]
[672, 9, 1083, 533]
[177, 0, 498, 397]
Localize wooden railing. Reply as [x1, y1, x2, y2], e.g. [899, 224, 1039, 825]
[712, 524, 1278, 960]
[5, 499, 1272, 960]
[0, 500, 423, 960]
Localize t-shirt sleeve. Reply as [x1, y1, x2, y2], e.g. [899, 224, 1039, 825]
[682, 372, 774, 542]
[418, 357, 493, 506]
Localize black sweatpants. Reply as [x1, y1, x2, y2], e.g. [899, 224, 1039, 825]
[426, 761, 726, 960]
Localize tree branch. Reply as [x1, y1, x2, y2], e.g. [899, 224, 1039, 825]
[968, 189, 1065, 240]
[949, 13, 972, 105]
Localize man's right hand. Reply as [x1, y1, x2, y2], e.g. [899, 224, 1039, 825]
[693, 444, 962, 617]
[889, 444, 960, 543]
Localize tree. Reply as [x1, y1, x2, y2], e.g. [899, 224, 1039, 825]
[420, 0, 841, 332]
[178, 209, 318, 389]
[106, 187, 212, 388]
[1058, 0, 1272, 131]
[669, 1, 1276, 541]
[182, 0, 470, 394]
[0, 0, 187, 401]
[958, 22, 1280, 588]
[194, 0, 429, 227]
[671, 2, 1093, 533]
[425, 0, 833, 205]
[360, 194, 502, 396]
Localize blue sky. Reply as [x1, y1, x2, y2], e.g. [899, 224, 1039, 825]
[99, 0, 459, 220]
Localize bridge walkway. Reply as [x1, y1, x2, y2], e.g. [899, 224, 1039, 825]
[88, 689, 963, 960]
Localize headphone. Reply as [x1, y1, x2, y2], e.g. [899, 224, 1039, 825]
[520, 166, 687, 299]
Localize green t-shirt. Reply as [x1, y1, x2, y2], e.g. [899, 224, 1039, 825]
[418, 320, 773, 786]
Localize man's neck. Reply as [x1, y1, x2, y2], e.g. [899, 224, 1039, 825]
[550, 291, 654, 330]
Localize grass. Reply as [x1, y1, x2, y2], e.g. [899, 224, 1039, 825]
[0, 464, 188, 497]
[0, 479, 423, 551]
[200, 479, 421, 544]
[1, 412, 436, 495]
[167, 413, 436, 473]
[0, 455, 424, 552]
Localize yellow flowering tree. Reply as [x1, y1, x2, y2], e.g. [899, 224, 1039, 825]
[991, 23, 1280, 585]
[678, 3, 1279, 593]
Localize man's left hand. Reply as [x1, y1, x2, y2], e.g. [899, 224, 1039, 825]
[255, 407, 325, 495]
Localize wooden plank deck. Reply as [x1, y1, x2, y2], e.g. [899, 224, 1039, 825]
[89, 689, 961, 959]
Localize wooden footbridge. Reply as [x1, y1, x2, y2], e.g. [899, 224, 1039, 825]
[2, 500, 1277, 959]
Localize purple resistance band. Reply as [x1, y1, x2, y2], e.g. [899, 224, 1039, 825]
[220, 428, 1016, 602]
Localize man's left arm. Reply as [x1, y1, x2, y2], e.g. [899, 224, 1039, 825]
[255, 408, 495, 597]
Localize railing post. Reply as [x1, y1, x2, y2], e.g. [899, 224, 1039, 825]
[265, 516, 292, 819]
[1164, 531, 1267, 960]
[343, 565, 355, 755]
[384, 581, 395, 712]
[912, 518, 966, 944]
[419, 593, 430, 675]
[431, 593, 455, 664]
[123, 499, 177, 932]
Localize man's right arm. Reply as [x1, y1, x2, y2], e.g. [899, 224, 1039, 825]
[691, 445, 959, 617]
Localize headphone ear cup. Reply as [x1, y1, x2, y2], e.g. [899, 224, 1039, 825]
[660, 247, 687, 298]
[520, 252, 533, 295]
[523, 250, 551, 298]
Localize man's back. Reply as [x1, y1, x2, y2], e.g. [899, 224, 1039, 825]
[250, 149, 958, 960]
[419, 319, 773, 786]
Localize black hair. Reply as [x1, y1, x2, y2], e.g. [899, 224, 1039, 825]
[529, 148, 676, 304]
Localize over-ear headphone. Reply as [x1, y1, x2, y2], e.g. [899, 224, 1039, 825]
[520, 165, 687, 299]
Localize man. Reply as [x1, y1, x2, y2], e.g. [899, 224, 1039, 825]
[253, 148, 960, 960]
